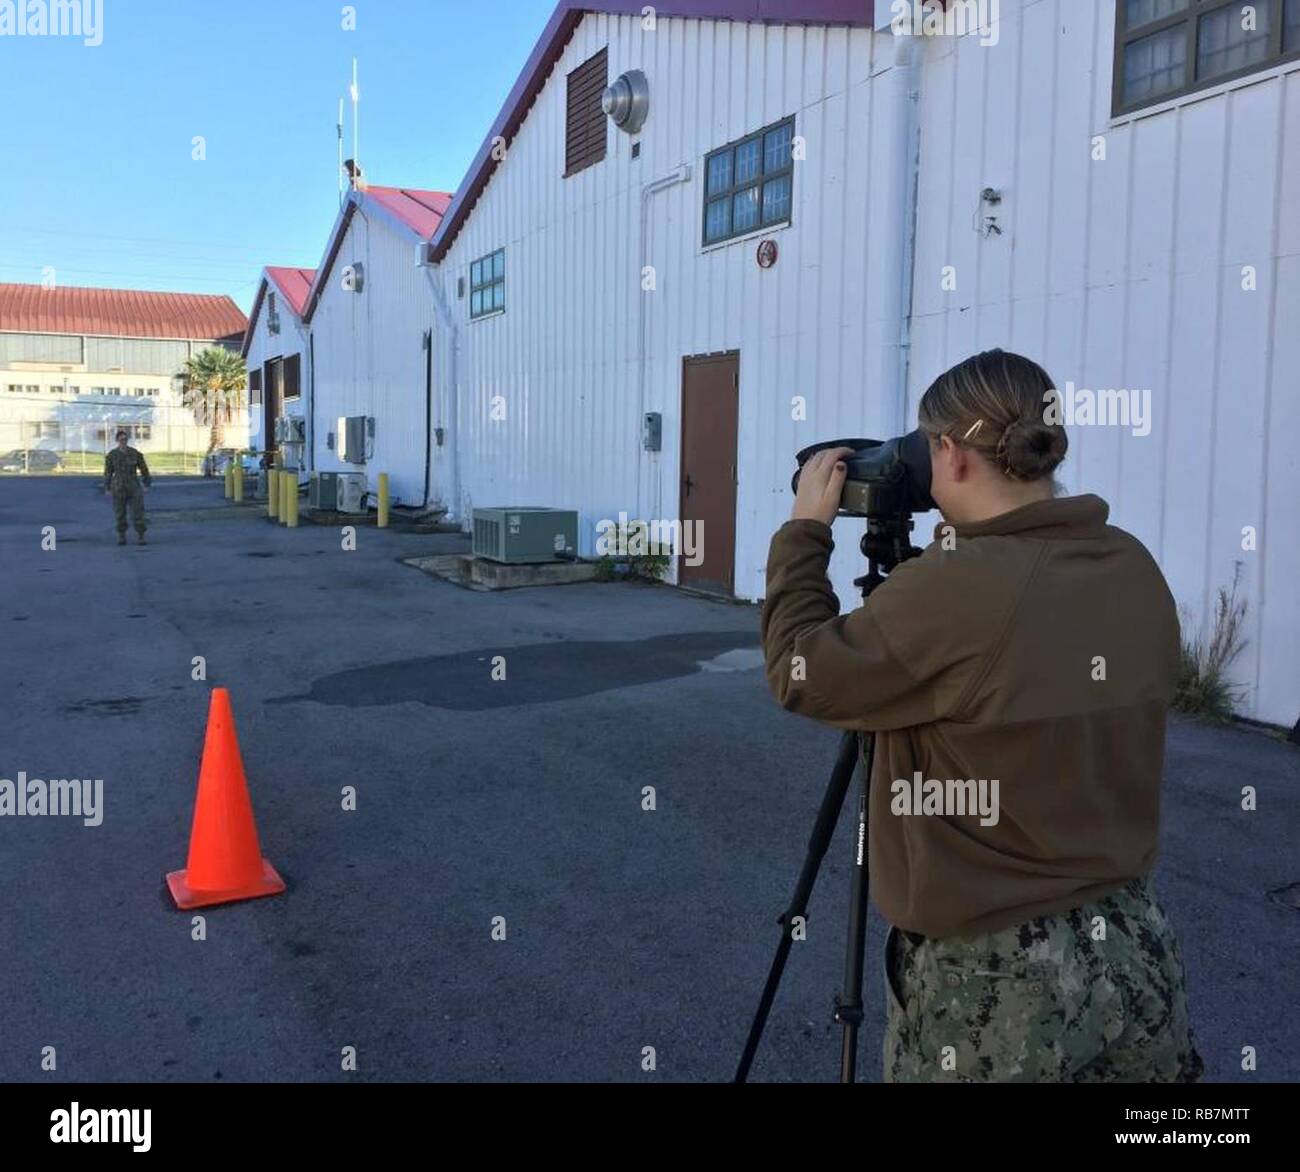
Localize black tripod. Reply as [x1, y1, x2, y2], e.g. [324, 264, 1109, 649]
[736, 516, 921, 1083]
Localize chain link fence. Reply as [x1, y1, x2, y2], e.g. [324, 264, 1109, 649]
[0, 393, 250, 476]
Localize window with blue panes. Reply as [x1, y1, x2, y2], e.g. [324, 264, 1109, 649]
[1114, 0, 1300, 115]
[470, 249, 505, 319]
[702, 116, 796, 246]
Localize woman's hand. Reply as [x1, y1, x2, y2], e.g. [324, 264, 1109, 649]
[791, 447, 855, 526]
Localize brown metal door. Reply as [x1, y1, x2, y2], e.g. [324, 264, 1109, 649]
[679, 352, 739, 594]
[264, 358, 282, 454]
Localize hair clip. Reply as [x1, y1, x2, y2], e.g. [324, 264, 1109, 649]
[962, 419, 985, 441]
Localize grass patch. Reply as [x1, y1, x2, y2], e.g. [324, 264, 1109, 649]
[1173, 563, 1249, 724]
[0, 451, 211, 476]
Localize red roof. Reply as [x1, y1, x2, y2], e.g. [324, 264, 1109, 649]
[0, 282, 248, 341]
[265, 266, 316, 317]
[429, 1, 874, 261]
[362, 186, 454, 240]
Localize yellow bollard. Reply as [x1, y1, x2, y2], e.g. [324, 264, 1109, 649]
[233, 462, 244, 503]
[224, 463, 234, 499]
[286, 474, 299, 528]
[268, 469, 279, 519]
[280, 469, 291, 525]
[377, 472, 390, 528]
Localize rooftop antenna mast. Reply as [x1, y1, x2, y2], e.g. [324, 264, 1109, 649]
[337, 97, 345, 207]
[350, 58, 360, 189]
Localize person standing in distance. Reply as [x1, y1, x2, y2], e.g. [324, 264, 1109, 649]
[104, 428, 152, 545]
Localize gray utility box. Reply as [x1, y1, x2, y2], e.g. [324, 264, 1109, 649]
[472, 507, 578, 564]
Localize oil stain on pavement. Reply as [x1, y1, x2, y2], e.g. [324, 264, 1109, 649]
[278, 629, 761, 711]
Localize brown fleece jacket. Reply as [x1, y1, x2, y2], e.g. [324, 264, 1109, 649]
[761, 494, 1180, 939]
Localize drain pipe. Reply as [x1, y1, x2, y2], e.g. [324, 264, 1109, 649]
[296, 318, 314, 477]
[424, 260, 461, 525]
[637, 164, 692, 522]
[886, 27, 924, 437]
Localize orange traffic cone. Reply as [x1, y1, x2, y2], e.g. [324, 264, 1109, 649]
[166, 688, 285, 910]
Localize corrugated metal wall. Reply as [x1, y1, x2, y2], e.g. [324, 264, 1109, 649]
[432, 13, 892, 604]
[428, 6, 1297, 726]
[906, 1, 1299, 725]
[311, 205, 435, 506]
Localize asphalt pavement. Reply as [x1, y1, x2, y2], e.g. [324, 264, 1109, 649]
[1, 475, 1296, 1082]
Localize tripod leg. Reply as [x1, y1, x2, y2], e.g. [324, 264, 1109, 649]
[835, 731, 875, 1082]
[735, 729, 860, 1083]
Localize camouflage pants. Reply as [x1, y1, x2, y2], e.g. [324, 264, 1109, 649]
[112, 483, 147, 536]
[884, 878, 1204, 1082]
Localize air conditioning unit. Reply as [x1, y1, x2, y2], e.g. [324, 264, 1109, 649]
[275, 416, 306, 443]
[472, 507, 578, 564]
[337, 415, 370, 464]
[309, 471, 367, 513]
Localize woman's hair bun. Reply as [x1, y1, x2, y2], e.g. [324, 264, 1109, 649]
[996, 416, 1067, 481]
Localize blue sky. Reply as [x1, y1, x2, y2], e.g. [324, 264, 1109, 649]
[0, 0, 555, 312]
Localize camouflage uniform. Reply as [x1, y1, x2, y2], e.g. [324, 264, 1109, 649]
[104, 446, 152, 540]
[884, 877, 1204, 1082]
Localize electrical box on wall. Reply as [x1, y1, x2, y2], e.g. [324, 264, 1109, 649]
[642, 412, 661, 452]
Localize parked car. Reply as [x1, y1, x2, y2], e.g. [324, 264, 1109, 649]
[201, 449, 260, 478]
[0, 449, 63, 473]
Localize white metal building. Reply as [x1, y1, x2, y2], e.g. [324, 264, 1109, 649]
[418, 0, 1298, 727]
[242, 266, 315, 466]
[302, 185, 452, 507]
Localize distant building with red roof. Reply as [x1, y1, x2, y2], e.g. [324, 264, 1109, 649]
[0, 282, 250, 460]
[0, 282, 246, 344]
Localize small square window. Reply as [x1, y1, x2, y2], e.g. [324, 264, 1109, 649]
[764, 123, 793, 173]
[470, 248, 505, 319]
[733, 187, 760, 234]
[705, 197, 732, 243]
[1198, 0, 1275, 81]
[735, 139, 761, 185]
[707, 150, 733, 195]
[762, 175, 793, 225]
[1123, 25, 1188, 104]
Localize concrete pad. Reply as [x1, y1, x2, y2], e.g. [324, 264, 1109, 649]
[404, 552, 600, 590]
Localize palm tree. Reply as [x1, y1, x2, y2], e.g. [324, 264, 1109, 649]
[180, 347, 247, 454]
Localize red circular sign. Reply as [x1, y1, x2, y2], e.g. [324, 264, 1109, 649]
[757, 239, 778, 269]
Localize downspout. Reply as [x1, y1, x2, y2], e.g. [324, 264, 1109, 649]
[421, 326, 433, 508]
[307, 329, 315, 472]
[637, 164, 692, 522]
[424, 261, 461, 525]
[885, 27, 924, 437]
[294, 316, 314, 476]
